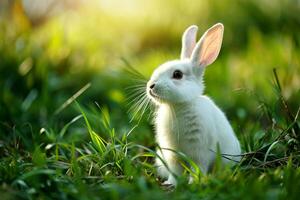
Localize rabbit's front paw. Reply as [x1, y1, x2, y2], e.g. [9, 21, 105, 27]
[162, 175, 177, 186]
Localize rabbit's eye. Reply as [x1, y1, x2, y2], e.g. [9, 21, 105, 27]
[172, 70, 183, 79]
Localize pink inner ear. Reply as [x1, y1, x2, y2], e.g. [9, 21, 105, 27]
[200, 52, 216, 67]
[198, 30, 222, 66]
[191, 23, 223, 66]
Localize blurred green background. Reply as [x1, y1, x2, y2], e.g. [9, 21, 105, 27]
[1, 0, 300, 199]
[1, 0, 299, 141]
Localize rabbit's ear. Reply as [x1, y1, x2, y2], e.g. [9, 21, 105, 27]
[191, 23, 224, 67]
[180, 25, 198, 60]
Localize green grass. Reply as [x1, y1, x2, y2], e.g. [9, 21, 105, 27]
[1, 69, 299, 199]
[1, 0, 300, 199]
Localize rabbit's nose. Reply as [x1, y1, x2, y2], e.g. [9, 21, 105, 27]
[149, 83, 155, 89]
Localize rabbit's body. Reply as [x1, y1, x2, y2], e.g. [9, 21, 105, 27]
[146, 23, 241, 185]
[155, 95, 241, 182]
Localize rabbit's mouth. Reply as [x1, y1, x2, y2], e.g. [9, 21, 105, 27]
[149, 90, 165, 103]
[148, 88, 166, 103]
[149, 90, 160, 99]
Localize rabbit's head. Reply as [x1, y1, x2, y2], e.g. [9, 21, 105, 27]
[147, 23, 224, 105]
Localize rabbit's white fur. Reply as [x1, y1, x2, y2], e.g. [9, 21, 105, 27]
[146, 23, 241, 185]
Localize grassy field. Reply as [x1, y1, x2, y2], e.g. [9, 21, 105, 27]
[1, 0, 300, 199]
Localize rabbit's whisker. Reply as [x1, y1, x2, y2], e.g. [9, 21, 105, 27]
[129, 93, 149, 122]
[126, 89, 147, 107]
[128, 95, 147, 114]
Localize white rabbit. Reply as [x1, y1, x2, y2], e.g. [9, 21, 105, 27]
[146, 23, 241, 186]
